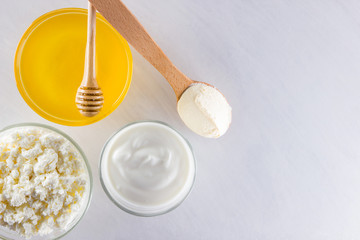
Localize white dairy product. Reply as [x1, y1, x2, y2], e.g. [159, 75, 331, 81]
[0, 126, 89, 239]
[177, 83, 232, 138]
[101, 122, 195, 216]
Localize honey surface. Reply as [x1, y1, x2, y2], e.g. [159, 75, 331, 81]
[17, 9, 132, 125]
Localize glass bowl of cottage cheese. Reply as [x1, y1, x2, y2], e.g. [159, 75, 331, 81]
[0, 123, 92, 239]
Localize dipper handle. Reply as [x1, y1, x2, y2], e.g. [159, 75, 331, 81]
[82, 2, 97, 88]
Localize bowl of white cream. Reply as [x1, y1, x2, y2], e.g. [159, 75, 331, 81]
[100, 121, 196, 216]
[0, 123, 92, 240]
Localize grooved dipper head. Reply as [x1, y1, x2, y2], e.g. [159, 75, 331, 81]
[75, 86, 104, 117]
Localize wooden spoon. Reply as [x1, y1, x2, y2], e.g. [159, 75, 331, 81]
[76, 2, 104, 117]
[88, 0, 195, 100]
[89, 0, 232, 138]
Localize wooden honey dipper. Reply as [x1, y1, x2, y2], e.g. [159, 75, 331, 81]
[76, 2, 104, 117]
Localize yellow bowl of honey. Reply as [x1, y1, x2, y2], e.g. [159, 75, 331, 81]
[15, 8, 133, 126]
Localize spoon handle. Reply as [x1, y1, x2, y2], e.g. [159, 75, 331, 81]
[89, 0, 193, 99]
[82, 2, 98, 88]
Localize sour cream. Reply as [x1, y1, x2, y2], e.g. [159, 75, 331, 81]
[100, 121, 196, 216]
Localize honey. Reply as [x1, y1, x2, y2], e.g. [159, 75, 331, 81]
[15, 8, 132, 126]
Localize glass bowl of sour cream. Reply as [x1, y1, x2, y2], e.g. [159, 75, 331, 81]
[99, 121, 196, 216]
[0, 123, 93, 240]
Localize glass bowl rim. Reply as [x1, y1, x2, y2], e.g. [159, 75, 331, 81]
[0, 122, 93, 240]
[99, 120, 196, 217]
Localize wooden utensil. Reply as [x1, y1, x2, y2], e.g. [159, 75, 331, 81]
[88, 0, 196, 100]
[76, 2, 104, 117]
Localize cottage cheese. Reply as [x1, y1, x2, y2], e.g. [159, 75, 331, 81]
[0, 126, 89, 239]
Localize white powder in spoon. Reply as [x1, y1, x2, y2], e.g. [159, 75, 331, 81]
[177, 83, 232, 138]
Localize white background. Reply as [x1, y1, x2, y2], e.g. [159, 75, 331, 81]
[1, 0, 360, 239]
